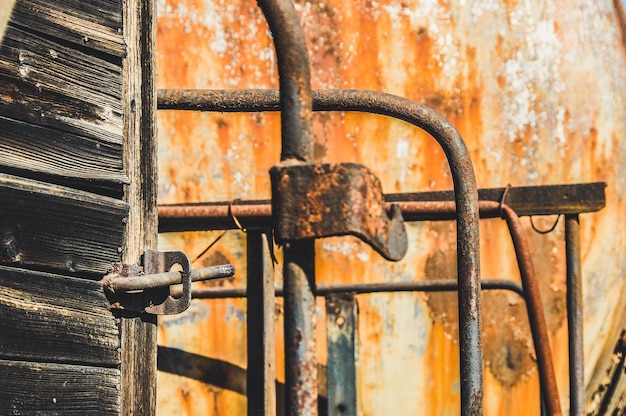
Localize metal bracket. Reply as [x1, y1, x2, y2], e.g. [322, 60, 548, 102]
[143, 249, 192, 315]
[103, 250, 235, 315]
[270, 162, 408, 261]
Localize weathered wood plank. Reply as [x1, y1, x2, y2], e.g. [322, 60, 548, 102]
[0, 173, 128, 276]
[0, 265, 120, 365]
[119, 0, 158, 413]
[0, 24, 123, 147]
[10, 0, 125, 57]
[0, 359, 120, 414]
[0, 115, 126, 195]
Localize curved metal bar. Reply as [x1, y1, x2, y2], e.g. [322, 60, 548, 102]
[256, 2, 317, 415]
[257, 2, 313, 162]
[159, 87, 483, 414]
[158, 193, 561, 414]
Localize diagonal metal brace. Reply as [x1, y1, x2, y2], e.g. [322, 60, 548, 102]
[270, 161, 408, 261]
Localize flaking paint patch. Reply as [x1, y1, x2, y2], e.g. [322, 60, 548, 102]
[423, 218, 566, 387]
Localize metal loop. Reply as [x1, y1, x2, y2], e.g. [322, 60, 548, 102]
[530, 215, 561, 235]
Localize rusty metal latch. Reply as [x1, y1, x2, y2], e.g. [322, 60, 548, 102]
[103, 250, 235, 315]
[271, 161, 408, 261]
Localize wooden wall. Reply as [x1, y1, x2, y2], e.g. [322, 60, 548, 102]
[155, 1, 626, 415]
[0, 0, 157, 413]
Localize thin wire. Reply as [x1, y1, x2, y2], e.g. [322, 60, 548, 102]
[192, 231, 227, 264]
[192, 198, 250, 265]
[529, 215, 561, 234]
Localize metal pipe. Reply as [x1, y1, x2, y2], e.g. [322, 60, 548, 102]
[257, 4, 313, 162]
[160, 87, 483, 413]
[106, 264, 235, 292]
[565, 215, 584, 415]
[256, 2, 317, 415]
[158, 182, 607, 231]
[499, 204, 563, 416]
[186, 278, 523, 299]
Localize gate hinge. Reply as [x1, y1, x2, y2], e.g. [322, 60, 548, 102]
[103, 250, 235, 315]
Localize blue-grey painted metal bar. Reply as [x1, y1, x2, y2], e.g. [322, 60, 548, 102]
[247, 231, 276, 415]
[566, 215, 584, 415]
[326, 293, 357, 416]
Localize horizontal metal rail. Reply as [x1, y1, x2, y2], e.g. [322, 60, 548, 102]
[179, 278, 524, 299]
[160, 89, 485, 414]
[158, 182, 605, 233]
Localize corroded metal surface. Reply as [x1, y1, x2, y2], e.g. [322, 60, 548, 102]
[565, 215, 584, 416]
[270, 162, 408, 261]
[156, 1, 626, 415]
[258, 1, 318, 415]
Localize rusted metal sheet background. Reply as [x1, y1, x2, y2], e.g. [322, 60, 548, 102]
[155, 0, 626, 414]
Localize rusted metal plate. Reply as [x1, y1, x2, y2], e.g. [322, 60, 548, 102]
[156, 1, 626, 415]
[271, 162, 408, 261]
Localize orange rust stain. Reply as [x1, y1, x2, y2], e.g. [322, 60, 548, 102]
[422, 322, 461, 415]
[423, 218, 567, 387]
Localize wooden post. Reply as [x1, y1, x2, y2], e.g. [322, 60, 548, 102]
[120, 0, 158, 414]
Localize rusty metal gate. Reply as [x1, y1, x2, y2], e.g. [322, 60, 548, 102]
[152, 1, 606, 415]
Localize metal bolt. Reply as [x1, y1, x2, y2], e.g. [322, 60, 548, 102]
[104, 264, 235, 293]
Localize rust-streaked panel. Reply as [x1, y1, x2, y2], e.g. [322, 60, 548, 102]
[156, 1, 626, 415]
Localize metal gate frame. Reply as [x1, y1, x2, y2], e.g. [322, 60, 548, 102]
[155, 0, 606, 415]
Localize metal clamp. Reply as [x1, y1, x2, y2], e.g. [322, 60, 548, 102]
[103, 249, 235, 315]
[271, 162, 408, 261]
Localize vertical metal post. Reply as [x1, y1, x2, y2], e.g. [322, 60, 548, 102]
[565, 215, 584, 415]
[326, 294, 357, 416]
[257, 1, 317, 415]
[247, 231, 276, 415]
[283, 240, 317, 415]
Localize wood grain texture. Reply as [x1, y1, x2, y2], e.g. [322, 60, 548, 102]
[0, 24, 123, 139]
[119, 0, 158, 414]
[0, 115, 126, 195]
[0, 18, 125, 195]
[0, 173, 128, 276]
[11, 0, 125, 56]
[0, 0, 137, 414]
[0, 359, 120, 415]
[0, 265, 120, 365]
